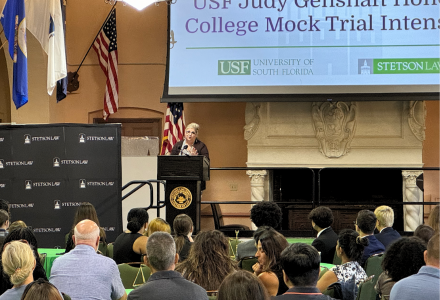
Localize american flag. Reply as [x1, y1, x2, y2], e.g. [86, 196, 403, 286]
[92, 9, 118, 120]
[161, 103, 186, 155]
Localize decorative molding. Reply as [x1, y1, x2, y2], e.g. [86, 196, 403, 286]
[244, 103, 261, 141]
[312, 102, 357, 158]
[408, 101, 426, 142]
[246, 170, 267, 201]
[402, 171, 424, 231]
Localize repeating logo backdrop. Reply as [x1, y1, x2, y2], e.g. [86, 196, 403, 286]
[0, 124, 122, 247]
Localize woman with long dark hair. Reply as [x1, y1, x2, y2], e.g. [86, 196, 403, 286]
[175, 230, 237, 291]
[173, 214, 193, 262]
[252, 227, 289, 296]
[317, 229, 369, 292]
[113, 208, 149, 264]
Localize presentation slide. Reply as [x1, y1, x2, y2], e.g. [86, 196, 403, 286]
[167, 0, 440, 97]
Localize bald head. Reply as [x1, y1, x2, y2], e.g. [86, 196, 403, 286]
[425, 233, 440, 268]
[73, 219, 100, 250]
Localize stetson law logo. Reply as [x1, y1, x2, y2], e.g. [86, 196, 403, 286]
[33, 227, 62, 233]
[54, 200, 61, 209]
[0, 160, 3, 169]
[0, 183, 5, 188]
[79, 133, 115, 143]
[0, 137, 4, 142]
[79, 179, 115, 188]
[0, 160, 33, 168]
[10, 203, 34, 208]
[54, 157, 88, 167]
[24, 134, 60, 144]
[26, 180, 61, 189]
[25, 180, 32, 189]
[80, 179, 86, 188]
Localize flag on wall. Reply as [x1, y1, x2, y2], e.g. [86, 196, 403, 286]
[92, 8, 118, 120]
[25, 0, 67, 96]
[0, 0, 28, 109]
[160, 103, 186, 155]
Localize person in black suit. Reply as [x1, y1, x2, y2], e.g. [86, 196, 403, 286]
[374, 205, 401, 249]
[308, 206, 338, 264]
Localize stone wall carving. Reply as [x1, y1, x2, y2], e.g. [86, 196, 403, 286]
[408, 101, 426, 142]
[244, 102, 261, 141]
[402, 170, 424, 231]
[312, 102, 357, 158]
[246, 170, 267, 201]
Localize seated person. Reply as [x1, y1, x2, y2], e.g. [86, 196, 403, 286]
[113, 208, 149, 264]
[21, 278, 64, 300]
[173, 214, 193, 262]
[145, 218, 171, 237]
[375, 237, 426, 300]
[252, 227, 289, 296]
[175, 230, 238, 291]
[355, 210, 385, 266]
[277, 243, 336, 299]
[217, 270, 270, 300]
[374, 206, 401, 248]
[317, 229, 368, 292]
[308, 206, 338, 264]
[0, 241, 35, 299]
[414, 224, 435, 245]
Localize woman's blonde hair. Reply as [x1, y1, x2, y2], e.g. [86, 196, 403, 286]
[146, 218, 171, 237]
[2, 241, 35, 286]
[186, 123, 199, 134]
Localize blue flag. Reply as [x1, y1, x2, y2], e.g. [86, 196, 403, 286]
[0, 0, 28, 109]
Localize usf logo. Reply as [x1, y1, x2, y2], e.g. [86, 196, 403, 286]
[218, 60, 251, 75]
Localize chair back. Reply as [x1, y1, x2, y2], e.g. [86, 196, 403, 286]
[39, 253, 47, 266]
[117, 263, 151, 289]
[98, 241, 109, 257]
[239, 256, 258, 273]
[107, 243, 114, 259]
[364, 253, 384, 284]
[210, 203, 223, 229]
[356, 278, 377, 300]
[319, 266, 329, 279]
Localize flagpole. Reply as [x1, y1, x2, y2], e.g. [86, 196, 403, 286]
[0, 29, 4, 51]
[74, 3, 117, 75]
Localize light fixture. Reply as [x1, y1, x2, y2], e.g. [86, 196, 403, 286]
[105, 0, 175, 10]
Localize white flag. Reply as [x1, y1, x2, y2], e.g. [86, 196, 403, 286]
[25, 0, 67, 96]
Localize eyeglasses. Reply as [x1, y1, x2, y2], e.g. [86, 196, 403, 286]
[185, 130, 196, 135]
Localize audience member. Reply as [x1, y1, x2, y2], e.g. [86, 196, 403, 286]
[50, 220, 127, 300]
[173, 214, 193, 262]
[0, 228, 47, 294]
[427, 205, 439, 232]
[374, 206, 401, 248]
[175, 230, 238, 291]
[0, 200, 10, 220]
[236, 201, 282, 261]
[7, 221, 26, 235]
[217, 270, 270, 300]
[20, 278, 63, 300]
[65, 202, 107, 253]
[0, 210, 9, 249]
[127, 232, 207, 300]
[414, 224, 434, 244]
[113, 208, 149, 264]
[0, 241, 35, 300]
[252, 227, 289, 296]
[375, 237, 426, 300]
[277, 243, 335, 299]
[390, 233, 440, 300]
[145, 218, 171, 237]
[308, 206, 338, 264]
[317, 229, 368, 292]
[355, 210, 385, 266]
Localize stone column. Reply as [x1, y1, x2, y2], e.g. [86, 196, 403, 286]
[402, 171, 423, 231]
[246, 170, 267, 230]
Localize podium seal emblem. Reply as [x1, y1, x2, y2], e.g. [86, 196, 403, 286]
[170, 187, 192, 209]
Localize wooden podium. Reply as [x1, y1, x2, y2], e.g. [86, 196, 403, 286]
[157, 155, 210, 233]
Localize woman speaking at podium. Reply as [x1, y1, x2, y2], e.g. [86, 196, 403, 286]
[171, 123, 209, 160]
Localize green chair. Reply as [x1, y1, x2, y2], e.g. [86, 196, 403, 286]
[356, 278, 377, 300]
[228, 238, 241, 258]
[319, 266, 329, 279]
[107, 243, 114, 259]
[332, 250, 342, 265]
[239, 256, 258, 273]
[364, 253, 384, 284]
[98, 241, 109, 257]
[117, 263, 151, 289]
[39, 253, 47, 267]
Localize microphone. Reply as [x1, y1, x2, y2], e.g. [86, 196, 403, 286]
[180, 145, 189, 156]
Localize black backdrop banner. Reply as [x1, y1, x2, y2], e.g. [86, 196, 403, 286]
[0, 124, 122, 248]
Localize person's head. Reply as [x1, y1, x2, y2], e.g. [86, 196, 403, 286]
[280, 243, 321, 288]
[356, 210, 377, 235]
[255, 227, 289, 272]
[3, 227, 39, 253]
[21, 278, 63, 300]
[0, 209, 9, 229]
[146, 218, 171, 237]
[374, 205, 395, 230]
[0, 199, 10, 217]
[145, 232, 177, 272]
[175, 230, 237, 291]
[217, 270, 270, 300]
[8, 220, 26, 233]
[427, 205, 439, 232]
[127, 208, 149, 234]
[185, 123, 199, 145]
[336, 229, 369, 263]
[173, 214, 193, 253]
[425, 233, 440, 268]
[2, 240, 35, 287]
[250, 201, 282, 229]
[308, 206, 334, 231]
[73, 219, 100, 250]
[414, 224, 435, 244]
[382, 237, 426, 281]
[72, 202, 100, 227]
